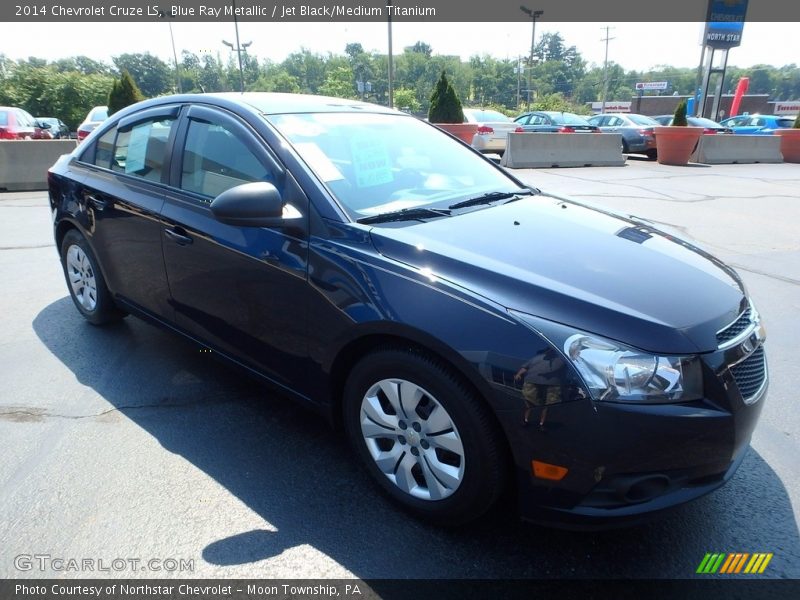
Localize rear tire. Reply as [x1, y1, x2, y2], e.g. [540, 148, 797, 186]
[343, 348, 507, 525]
[60, 230, 125, 326]
[647, 149, 658, 160]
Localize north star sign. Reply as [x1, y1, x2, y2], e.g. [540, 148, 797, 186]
[704, 0, 748, 49]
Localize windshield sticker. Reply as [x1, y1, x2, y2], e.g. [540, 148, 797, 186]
[125, 122, 150, 174]
[350, 133, 393, 188]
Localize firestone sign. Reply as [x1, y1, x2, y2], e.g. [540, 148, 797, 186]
[635, 82, 668, 91]
[705, 0, 748, 49]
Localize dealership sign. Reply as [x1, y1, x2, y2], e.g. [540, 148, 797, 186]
[705, 0, 748, 48]
[635, 82, 668, 91]
[590, 102, 631, 113]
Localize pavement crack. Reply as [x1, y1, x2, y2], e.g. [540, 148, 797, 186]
[0, 398, 238, 421]
[728, 264, 800, 287]
[0, 243, 55, 250]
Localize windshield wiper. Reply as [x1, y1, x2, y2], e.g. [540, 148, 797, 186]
[448, 188, 537, 210]
[356, 206, 452, 225]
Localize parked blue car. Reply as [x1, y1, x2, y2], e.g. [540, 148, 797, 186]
[719, 114, 796, 135]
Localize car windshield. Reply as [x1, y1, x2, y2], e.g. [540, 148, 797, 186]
[628, 114, 658, 126]
[777, 118, 795, 128]
[90, 108, 108, 122]
[268, 112, 524, 219]
[548, 112, 589, 125]
[0, 112, 7, 126]
[465, 109, 510, 123]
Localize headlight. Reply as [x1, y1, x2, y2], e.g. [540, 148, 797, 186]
[510, 311, 703, 404]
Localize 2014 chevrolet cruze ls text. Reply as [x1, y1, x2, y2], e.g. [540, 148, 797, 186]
[48, 93, 768, 527]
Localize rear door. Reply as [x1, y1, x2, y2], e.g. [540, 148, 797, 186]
[160, 104, 311, 388]
[71, 106, 179, 317]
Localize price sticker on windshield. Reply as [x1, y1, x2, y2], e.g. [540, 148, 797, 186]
[350, 133, 393, 188]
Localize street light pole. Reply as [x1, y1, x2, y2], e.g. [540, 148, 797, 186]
[222, 0, 250, 93]
[520, 6, 543, 111]
[387, 0, 394, 108]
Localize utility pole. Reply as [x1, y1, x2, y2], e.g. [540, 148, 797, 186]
[520, 6, 543, 111]
[600, 26, 615, 114]
[168, 21, 182, 93]
[516, 56, 522, 108]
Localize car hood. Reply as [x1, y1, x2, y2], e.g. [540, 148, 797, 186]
[368, 194, 745, 354]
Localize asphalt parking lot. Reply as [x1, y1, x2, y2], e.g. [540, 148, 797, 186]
[0, 159, 798, 579]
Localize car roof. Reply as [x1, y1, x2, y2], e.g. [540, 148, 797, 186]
[210, 92, 397, 115]
[102, 93, 401, 124]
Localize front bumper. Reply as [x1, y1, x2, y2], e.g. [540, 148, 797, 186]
[495, 352, 767, 528]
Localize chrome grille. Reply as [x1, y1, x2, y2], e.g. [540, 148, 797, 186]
[717, 305, 753, 345]
[730, 346, 767, 403]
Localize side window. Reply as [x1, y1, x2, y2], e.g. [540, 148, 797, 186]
[529, 115, 544, 125]
[112, 117, 176, 182]
[94, 128, 116, 169]
[180, 120, 271, 199]
[15, 110, 33, 127]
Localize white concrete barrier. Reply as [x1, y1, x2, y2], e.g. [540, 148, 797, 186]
[0, 140, 77, 191]
[691, 135, 783, 165]
[500, 132, 626, 169]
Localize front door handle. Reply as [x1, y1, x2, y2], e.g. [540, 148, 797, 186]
[164, 227, 193, 246]
[87, 194, 108, 211]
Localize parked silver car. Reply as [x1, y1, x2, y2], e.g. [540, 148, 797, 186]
[587, 113, 659, 159]
[463, 108, 520, 156]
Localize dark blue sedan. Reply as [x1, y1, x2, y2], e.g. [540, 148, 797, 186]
[48, 93, 767, 527]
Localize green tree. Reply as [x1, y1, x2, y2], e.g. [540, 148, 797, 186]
[108, 70, 145, 116]
[428, 71, 464, 123]
[250, 67, 300, 93]
[319, 65, 356, 99]
[394, 88, 421, 113]
[112, 53, 172, 97]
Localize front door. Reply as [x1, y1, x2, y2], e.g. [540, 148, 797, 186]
[160, 105, 311, 391]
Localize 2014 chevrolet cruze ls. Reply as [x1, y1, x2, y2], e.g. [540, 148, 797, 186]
[48, 93, 768, 527]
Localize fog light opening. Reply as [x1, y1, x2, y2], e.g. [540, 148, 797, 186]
[623, 475, 671, 503]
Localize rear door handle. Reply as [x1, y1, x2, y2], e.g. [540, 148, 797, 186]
[164, 227, 193, 246]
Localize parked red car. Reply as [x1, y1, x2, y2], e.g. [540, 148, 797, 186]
[0, 107, 52, 139]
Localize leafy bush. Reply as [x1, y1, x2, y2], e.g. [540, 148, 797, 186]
[794, 113, 800, 128]
[672, 99, 688, 126]
[428, 71, 464, 123]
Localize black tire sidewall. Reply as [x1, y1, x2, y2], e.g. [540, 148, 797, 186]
[60, 230, 121, 325]
[343, 349, 505, 524]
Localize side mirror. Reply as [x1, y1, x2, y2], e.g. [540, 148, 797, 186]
[210, 181, 299, 228]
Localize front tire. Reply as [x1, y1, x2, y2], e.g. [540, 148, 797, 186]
[60, 229, 125, 326]
[343, 348, 507, 525]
